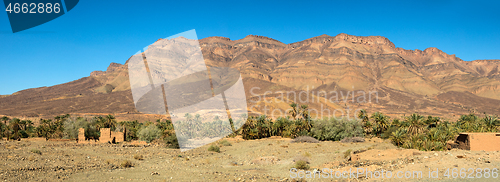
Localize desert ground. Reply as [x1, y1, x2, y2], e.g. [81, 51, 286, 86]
[1, 136, 499, 182]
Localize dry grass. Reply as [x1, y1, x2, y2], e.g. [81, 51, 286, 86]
[291, 136, 319, 143]
[133, 154, 144, 160]
[30, 149, 42, 155]
[340, 137, 365, 143]
[219, 140, 232, 146]
[293, 155, 310, 164]
[303, 152, 311, 157]
[121, 160, 133, 168]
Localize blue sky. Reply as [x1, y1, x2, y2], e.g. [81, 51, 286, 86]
[0, 0, 499, 95]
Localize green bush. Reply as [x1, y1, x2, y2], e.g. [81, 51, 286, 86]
[137, 124, 161, 143]
[388, 114, 466, 151]
[62, 117, 88, 139]
[18, 130, 29, 138]
[30, 149, 42, 155]
[343, 149, 352, 159]
[309, 118, 364, 141]
[293, 160, 309, 170]
[120, 120, 143, 141]
[219, 140, 232, 146]
[164, 134, 180, 148]
[381, 126, 398, 139]
[208, 145, 220, 153]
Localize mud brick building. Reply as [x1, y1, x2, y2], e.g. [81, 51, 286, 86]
[78, 128, 86, 142]
[99, 128, 125, 143]
[456, 133, 500, 151]
[77, 128, 125, 144]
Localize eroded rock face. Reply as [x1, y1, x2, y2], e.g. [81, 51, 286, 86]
[99, 34, 500, 117]
[1, 33, 499, 118]
[97, 34, 500, 98]
[199, 33, 500, 100]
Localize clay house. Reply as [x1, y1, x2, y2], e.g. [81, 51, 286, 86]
[454, 133, 500, 151]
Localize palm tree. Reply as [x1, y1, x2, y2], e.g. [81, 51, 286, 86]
[300, 105, 312, 131]
[0, 116, 9, 139]
[371, 112, 389, 136]
[300, 105, 309, 120]
[1, 116, 9, 126]
[391, 128, 407, 147]
[272, 118, 287, 136]
[357, 110, 369, 123]
[104, 114, 117, 129]
[424, 116, 440, 128]
[289, 103, 298, 120]
[357, 109, 372, 134]
[194, 114, 201, 122]
[456, 113, 478, 132]
[406, 113, 426, 136]
[391, 119, 401, 127]
[26, 120, 33, 129]
[19, 120, 27, 131]
[242, 117, 258, 139]
[482, 115, 500, 132]
[9, 118, 21, 140]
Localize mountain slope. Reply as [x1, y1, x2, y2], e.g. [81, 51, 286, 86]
[1, 33, 499, 120]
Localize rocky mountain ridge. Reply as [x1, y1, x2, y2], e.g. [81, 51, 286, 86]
[1, 33, 499, 120]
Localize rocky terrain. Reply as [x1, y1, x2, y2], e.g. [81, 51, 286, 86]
[0, 33, 499, 120]
[1, 137, 498, 181]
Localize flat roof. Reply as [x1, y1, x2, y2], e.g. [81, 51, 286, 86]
[459, 132, 500, 135]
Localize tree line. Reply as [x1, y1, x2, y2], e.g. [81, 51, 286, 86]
[1, 103, 499, 151]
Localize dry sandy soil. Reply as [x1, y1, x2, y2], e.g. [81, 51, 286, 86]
[0, 137, 499, 182]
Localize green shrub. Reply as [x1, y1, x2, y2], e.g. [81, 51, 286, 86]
[137, 124, 161, 143]
[381, 126, 398, 139]
[120, 120, 143, 141]
[219, 140, 232, 146]
[164, 134, 180, 149]
[164, 134, 188, 149]
[30, 149, 42, 155]
[241, 105, 312, 140]
[343, 149, 352, 159]
[310, 118, 364, 141]
[293, 160, 309, 170]
[208, 145, 220, 153]
[62, 117, 88, 139]
[18, 130, 29, 138]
